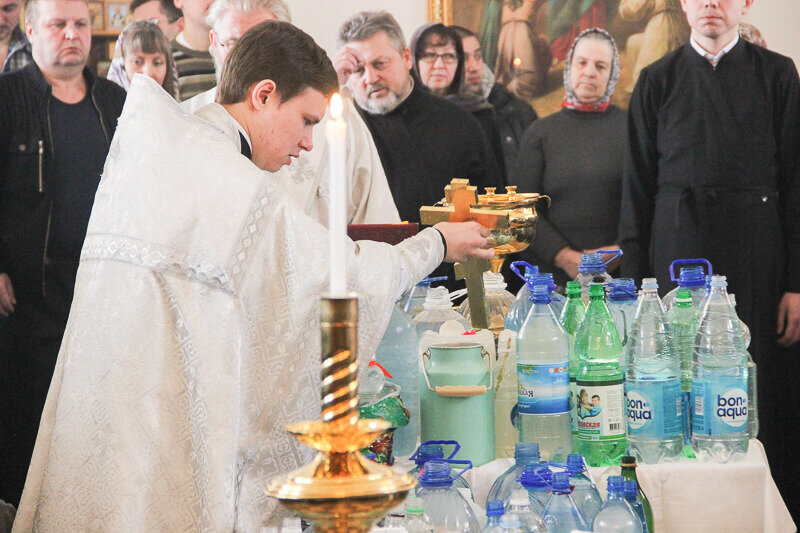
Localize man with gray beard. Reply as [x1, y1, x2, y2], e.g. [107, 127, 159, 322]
[334, 10, 504, 227]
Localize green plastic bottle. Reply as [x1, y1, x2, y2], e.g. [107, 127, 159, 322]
[560, 281, 586, 448]
[621, 455, 655, 532]
[573, 283, 626, 466]
[666, 288, 701, 451]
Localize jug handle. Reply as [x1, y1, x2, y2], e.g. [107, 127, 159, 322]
[421, 348, 494, 395]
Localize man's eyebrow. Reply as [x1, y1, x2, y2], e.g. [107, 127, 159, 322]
[304, 114, 322, 125]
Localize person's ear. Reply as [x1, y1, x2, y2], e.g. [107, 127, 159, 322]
[173, 0, 183, 10]
[402, 47, 413, 70]
[250, 79, 277, 110]
[25, 18, 33, 39]
[742, 0, 755, 14]
[209, 28, 217, 47]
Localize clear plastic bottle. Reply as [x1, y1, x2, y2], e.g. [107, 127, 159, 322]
[483, 500, 505, 533]
[729, 294, 758, 439]
[417, 460, 480, 532]
[620, 456, 653, 532]
[505, 262, 539, 332]
[662, 260, 713, 312]
[458, 272, 517, 334]
[517, 284, 572, 462]
[409, 442, 472, 495]
[576, 251, 620, 305]
[405, 496, 434, 533]
[375, 302, 420, 457]
[402, 276, 449, 318]
[622, 481, 649, 533]
[592, 476, 642, 533]
[495, 330, 519, 458]
[625, 278, 683, 464]
[413, 286, 472, 338]
[606, 279, 639, 357]
[499, 515, 523, 532]
[519, 464, 552, 515]
[691, 275, 749, 463]
[559, 281, 585, 449]
[506, 489, 547, 532]
[541, 472, 591, 532]
[573, 283, 626, 467]
[666, 288, 701, 446]
[487, 443, 541, 507]
[564, 454, 603, 523]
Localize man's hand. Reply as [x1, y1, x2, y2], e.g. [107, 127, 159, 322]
[554, 247, 583, 279]
[434, 221, 494, 263]
[0, 273, 16, 317]
[331, 46, 363, 86]
[777, 292, 800, 347]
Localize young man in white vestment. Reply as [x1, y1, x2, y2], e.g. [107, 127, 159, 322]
[182, 0, 399, 226]
[13, 20, 492, 531]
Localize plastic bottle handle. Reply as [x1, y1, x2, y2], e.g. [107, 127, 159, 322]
[598, 249, 624, 268]
[669, 258, 713, 283]
[510, 261, 536, 282]
[421, 347, 494, 394]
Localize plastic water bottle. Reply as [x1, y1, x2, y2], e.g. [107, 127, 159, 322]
[541, 472, 591, 532]
[619, 456, 653, 532]
[519, 464, 552, 514]
[487, 443, 541, 507]
[535, 273, 566, 317]
[505, 262, 539, 332]
[729, 294, 758, 439]
[574, 283, 626, 467]
[564, 454, 603, 523]
[592, 476, 642, 533]
[417, 460, 480, 532]
[458, 271, 516, 334]
[691, 275, 749, 463]
[506, 489, 547, 532]
[625, 278, 683, 464]
[483, 500, 505, 533]
[499, 515, 523, 532]
[403, 495, 434, 533]
[575, 250, 621, 305]
[495, 330, 520, 458]
[402, 276, 449, 318]
[375, 302, 420, 457]
[662, 259, 713, 311]
[413, 286, 472, 338]
[409, 442, 472, 495]
[517, 284, 571, 462]
[622, 481, 649, 533]
[666, 288, 701, 445]
[559, 281, 585, 448]
[606, 279, 639, 353]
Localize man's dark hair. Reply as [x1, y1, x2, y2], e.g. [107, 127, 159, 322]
[217, 20, 338, 105]
[450, 25, 477, 41]
[129, 0, 182, 23]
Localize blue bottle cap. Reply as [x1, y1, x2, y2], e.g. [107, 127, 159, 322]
[531, 284, 551, 304]
[623, 480, 638, 500]
[606, 475, 624, 493]
[578, 252, 604, 272]
[486, 500, 505, 517]
[418, 461, 453, 488]
[550, 472, 572, 493]
[678, 265, 707, 287]
[608, 278, 638, 301]
[412, 444, 444, 465]
[515, 442, 540, 461]
[565, 454, 586, 474]
[519, 465, 551, 489]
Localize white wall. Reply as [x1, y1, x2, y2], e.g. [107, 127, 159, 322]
[745, 0, 800, 67]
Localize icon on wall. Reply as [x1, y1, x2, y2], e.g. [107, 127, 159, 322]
[88, 1, 104, 31]
[106, 2, 129, 30]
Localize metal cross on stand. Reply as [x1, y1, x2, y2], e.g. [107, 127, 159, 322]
[419, 179, 510, 330]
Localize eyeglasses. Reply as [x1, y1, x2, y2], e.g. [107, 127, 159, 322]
[219, 38, 239, 50]
[418, 52, 458, 65]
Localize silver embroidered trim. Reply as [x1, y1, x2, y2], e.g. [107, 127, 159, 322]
[227, 183, 274, 290]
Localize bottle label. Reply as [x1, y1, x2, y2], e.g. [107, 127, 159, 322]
[692, 376, 748, 435]
[576, 379, 626, 440]
[570, 377, 578, 434]
[626, 380, 682, 437]
[517, 363, 570, 414]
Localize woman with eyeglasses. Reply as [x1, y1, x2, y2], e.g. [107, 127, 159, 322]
[410, 23, 507, 183]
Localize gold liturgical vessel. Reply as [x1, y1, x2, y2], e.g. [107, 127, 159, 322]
[419, 179, 549, 330]
[266, 296, 415, 532]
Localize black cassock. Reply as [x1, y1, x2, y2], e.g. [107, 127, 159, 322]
[619, 39, 800, 515]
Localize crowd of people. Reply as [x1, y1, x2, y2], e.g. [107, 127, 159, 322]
[0, 0, 798, 528]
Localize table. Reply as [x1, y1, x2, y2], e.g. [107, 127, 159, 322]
[465, 440, 796, 532]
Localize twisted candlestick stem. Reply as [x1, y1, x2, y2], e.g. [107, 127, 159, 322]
[320, 297, 360, 429]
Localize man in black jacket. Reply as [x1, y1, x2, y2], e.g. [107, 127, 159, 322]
[0, 0, 125, 505]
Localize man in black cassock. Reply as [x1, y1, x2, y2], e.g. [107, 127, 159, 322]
[619, 0, 800, 517]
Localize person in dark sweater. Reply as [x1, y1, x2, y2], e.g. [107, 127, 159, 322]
[513, 28, 625, 288]
[453, 25, 537, 183]
[333, 11, 504, 225]
[0, 0, 126, 506]
[619, 0, 800, 517]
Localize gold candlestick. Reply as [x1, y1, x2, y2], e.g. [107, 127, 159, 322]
[266, 296, 415, 532]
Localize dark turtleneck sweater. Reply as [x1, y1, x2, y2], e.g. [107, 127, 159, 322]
[356, 82, 505, 224]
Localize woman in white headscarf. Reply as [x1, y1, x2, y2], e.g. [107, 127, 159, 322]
[512, 28, 626, 286]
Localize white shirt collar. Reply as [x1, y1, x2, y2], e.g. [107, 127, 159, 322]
[690, 33, 740, 68]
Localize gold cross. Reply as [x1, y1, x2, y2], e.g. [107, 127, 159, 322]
[419, 179, 509, 330]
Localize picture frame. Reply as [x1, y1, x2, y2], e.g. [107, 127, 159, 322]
[88, 1, 104, 31]
[105, 2, 129, 30]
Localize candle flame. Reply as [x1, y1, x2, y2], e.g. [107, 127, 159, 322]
[513, 57, 522, 68]
[330, 93, 343, 119]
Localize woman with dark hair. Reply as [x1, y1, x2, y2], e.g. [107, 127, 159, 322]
[410, 23, 507, 182]
[513, 28, 626, 287]
[118, 20, 178, 99]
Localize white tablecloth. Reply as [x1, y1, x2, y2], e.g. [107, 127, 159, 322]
[464, 440, 795, 533]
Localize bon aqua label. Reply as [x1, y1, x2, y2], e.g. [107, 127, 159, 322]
[692, 377, 748, 436]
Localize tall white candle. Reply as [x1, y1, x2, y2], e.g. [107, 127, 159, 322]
[326, 93, 348, 297]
